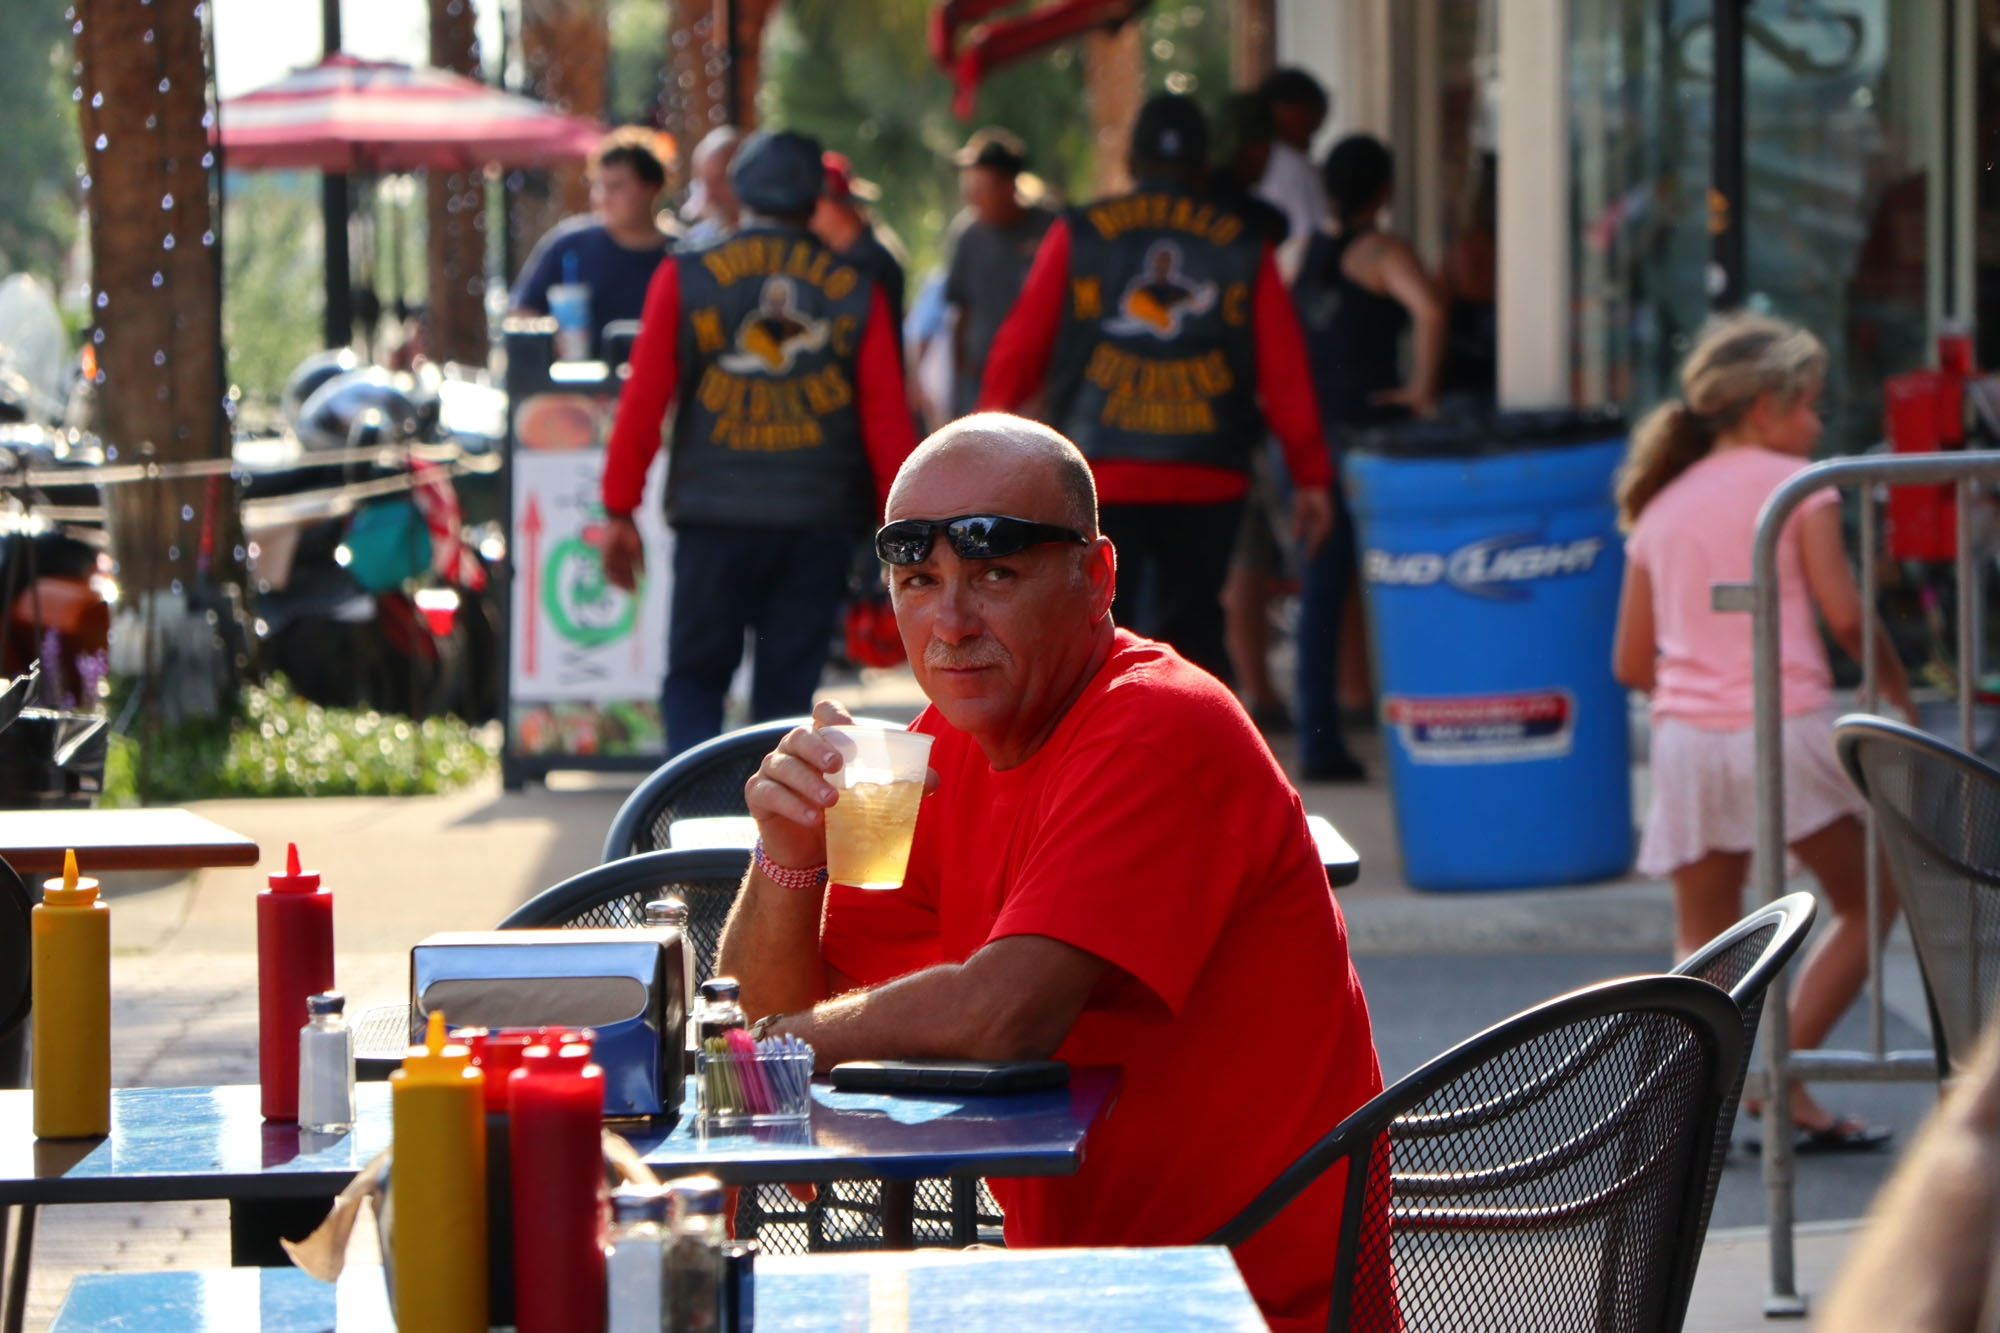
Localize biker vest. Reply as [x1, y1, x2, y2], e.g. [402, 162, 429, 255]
[668, 224, 876, 527]
[1045, 187, 1265, 471]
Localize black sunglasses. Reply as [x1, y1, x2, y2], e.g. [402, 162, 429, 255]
[875, 513, 1090, 566]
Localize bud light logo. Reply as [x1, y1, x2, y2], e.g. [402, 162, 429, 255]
[1364, 532, 1605, 601]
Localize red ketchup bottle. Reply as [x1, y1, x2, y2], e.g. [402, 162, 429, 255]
[509, 1036, 607, 1333]
[258, 842, 334, 1121]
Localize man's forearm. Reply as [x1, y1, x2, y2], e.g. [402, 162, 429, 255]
[714, 868, 830, 1019]
[779, 964, 1023, 1070]
[770, 935, 1105, 1071]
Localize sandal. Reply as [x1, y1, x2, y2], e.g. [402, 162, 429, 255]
[1793, 1117, 1893, 1155]
[1740, 1113, 1892, 1155]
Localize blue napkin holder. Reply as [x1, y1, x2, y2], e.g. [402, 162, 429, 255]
[410, 928, 687, 1117]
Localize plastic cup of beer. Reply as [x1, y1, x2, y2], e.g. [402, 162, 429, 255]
[822, 726, 933, 890]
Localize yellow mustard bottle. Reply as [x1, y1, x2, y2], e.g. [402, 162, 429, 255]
[389, 1009, 487, 1332]
[32, 850, 109, 1139]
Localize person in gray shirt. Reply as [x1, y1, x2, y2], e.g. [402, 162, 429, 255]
[945, 128, 1055, 417]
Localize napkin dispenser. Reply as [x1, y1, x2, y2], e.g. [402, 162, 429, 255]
[409, 928, 687, 1117]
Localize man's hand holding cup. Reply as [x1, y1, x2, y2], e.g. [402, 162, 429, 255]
[746, 700, 941, 881]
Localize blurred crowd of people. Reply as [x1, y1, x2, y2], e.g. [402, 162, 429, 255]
[528, 70, 1499, 764]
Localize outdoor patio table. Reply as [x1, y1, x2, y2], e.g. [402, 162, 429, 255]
[47, 1246, 1267, 1331]
[0, 808, 260, 876]
[0, 1069, 1117, 1256]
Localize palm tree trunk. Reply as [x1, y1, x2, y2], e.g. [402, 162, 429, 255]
[428, 0, 491, 366]
[516, 0, 610, 259]
[663, 0, 777, 154]
[1233, 0, 1275, 87]
[76, 0, 225, 601]
[1084, 22, 1143, 198]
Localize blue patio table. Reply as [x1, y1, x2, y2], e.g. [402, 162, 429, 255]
[0, 1070, 1118, 1256]
[49, 1247, 1267, 1331]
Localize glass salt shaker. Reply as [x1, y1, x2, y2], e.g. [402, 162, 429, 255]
[645, 897, 699, 1053]
[297, 991, 354, 1135]
[604, 1183, 669, 1333]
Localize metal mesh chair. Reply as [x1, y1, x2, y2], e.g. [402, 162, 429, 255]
[507, 846, 988, 1251]
[1209, 975, 1743, 1333]
[1, 854, 35, 1333]
[597, 720, 995, 1252]
[1667, 891, 1816, 1328]
[601, 717, 900, 863]
[498, 847, 751, 982]
[1835, 713, 2000, 1071]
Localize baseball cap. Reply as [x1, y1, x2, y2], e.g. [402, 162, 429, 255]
[729, 129, 826, 217]
[952, 127, 1029, 175]
[821, 150, 881, 203]
[1130, 93, 1209, 167]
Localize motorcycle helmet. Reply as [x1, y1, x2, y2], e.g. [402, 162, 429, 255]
[280, 348, 361, 432]
[295, 367, 424, 452]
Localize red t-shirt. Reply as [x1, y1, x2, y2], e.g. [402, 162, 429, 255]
[820, 631, 1383, 1333]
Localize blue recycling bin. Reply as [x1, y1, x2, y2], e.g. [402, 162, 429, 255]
[1344, 411, 1633, 891]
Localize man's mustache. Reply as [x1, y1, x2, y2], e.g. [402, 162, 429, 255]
[924, 639, 1008, 670]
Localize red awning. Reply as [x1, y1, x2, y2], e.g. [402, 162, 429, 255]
[216, 53, 604, 174]
[930, 0, 1155, 118]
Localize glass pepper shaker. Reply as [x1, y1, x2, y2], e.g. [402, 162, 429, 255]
[665, 1175, 729, 1333]
[696, 977, 746, 1047]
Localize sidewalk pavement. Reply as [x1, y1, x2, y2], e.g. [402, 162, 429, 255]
[1685, 1222, 1862, 1332]
[10, 666, 1903, 1328]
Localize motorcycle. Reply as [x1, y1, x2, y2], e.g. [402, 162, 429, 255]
[240, 356, 504, 722]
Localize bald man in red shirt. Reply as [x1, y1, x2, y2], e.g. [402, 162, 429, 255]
[717, 414, 1383, 1332]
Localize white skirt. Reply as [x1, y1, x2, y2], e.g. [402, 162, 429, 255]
[1637, 710, 1867, 878]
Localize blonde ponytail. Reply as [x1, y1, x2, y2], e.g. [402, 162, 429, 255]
[1615, 313, 1827, 531]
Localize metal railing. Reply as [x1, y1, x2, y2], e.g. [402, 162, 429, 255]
[1713, 449, 2000, 1316]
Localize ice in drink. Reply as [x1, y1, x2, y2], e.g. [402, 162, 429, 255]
[826, 776, 925, 889]
[820, 726, 933, 890]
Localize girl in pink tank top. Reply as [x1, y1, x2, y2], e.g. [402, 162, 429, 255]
[1611, 314, 1915, 1152]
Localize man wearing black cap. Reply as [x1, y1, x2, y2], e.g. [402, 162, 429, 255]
[946, 127, 1054, 416]
[978, 93, 1333, 684]
[600, 129, 917, 756]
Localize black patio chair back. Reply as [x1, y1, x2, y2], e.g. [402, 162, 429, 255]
[497, 847, 750, 984]
[1, 854, 36, 1333]
[1209, 975, 1743, 1333]
[1667, 891, 1816, 1328]
[601, 717, 902, 863]
[0, 856, 28, 1089]
[1835, 714, 2000, 1071]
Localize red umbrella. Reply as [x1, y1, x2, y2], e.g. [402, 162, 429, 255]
[216, 53, 604, 173]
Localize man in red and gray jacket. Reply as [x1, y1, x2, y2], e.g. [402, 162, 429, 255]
[600, 129, 916, 756]
[978, 93, 1332, 682]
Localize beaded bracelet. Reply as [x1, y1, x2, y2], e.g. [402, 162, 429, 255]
[753, 840, 830, 892]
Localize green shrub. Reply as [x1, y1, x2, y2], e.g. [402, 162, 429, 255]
[104, 678, 496, 804]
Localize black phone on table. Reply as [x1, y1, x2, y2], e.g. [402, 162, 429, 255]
[828, 1059, 1070, 1094]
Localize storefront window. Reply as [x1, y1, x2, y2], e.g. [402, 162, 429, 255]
[1571, 0, 1946, 455]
